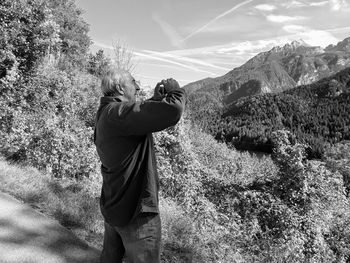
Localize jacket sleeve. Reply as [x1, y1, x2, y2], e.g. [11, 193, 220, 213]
[107, 88, 186, 136]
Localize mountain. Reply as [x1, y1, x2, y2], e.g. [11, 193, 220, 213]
[325, 37, 350, 52]
[184, 37, 350, 105]
[214, 67, 350, 158]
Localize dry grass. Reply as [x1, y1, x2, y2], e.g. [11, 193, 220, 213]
[0, 157, 104, 249]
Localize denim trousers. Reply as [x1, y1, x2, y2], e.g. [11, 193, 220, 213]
[100, 213, 161, 263]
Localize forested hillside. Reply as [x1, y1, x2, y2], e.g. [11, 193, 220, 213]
[189, 67, 350, 158]
[223, 67, 350, 158]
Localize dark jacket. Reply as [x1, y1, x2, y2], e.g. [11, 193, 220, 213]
[94, 88, 186, 226]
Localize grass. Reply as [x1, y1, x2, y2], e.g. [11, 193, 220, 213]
[0, 156, 104, 249]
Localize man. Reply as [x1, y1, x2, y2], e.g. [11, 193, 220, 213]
[94, 68, 186, 263]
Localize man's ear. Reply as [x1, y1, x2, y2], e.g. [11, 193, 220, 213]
[115, 83, 125, 95]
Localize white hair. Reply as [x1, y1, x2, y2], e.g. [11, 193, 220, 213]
[100, 68, 130, 96]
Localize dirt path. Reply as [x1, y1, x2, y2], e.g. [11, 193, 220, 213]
[0, 192, 100, 263]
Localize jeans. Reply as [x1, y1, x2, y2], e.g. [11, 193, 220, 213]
[100, 213, 161, 263]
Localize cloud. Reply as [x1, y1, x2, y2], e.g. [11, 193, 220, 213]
[330, 0, 349, 10]
[166, 39, 288, 65]
[283, 1, 307, 8]
[326, 25, 350, 34]
[302, 31, 338, 47]
[134, 73, 193, 84]
[310, 1, 329, 6]
[254, 4, 277, 11]
[181, 0, 255, 42]
[282, 1, 329, 8]
[267, 15, 306, 23]
[214, 39, 295, 55]
[172, 28, 340, 59]
[282, 25, 339, 47]
[134, 51, 217, 76]
[141, 50, 230, 71]
[283, 24, 307, 34]
[152, 13, 183, 48]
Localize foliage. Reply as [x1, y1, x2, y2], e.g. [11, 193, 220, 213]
[0, 0, 90, 77]
[154, 124, 350, 262]
[87, 49, 112, 77]
[46, 0, 91, 68]
[154, 117, 273, 262]
[0, 0, 61, 77]
[0, 60, 100, 178]
[324, 141, 350, 196]
[0, 0, 99, 178]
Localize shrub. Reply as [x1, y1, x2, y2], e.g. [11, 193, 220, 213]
[0, 61, 100, 178]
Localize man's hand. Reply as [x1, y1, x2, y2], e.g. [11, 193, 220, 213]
[151, 78, 180, 101]
[152, 82, 166, 101]
[161, 78, 180, 93]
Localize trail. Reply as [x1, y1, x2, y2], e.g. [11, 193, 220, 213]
[0, 192, 100, 263]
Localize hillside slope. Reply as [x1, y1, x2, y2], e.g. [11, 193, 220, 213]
[217, 67, 350, 157]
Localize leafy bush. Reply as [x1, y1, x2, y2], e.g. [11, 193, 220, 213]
[154, 124, 350, 262]
[0, 61, 100, 178]
[154, 117, 277, 262]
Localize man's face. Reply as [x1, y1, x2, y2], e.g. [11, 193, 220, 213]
[123, 73, 140, 102]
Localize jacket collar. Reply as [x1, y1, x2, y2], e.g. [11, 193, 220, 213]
[99, 96, 127, 107]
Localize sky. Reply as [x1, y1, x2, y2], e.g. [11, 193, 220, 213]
[75, 0, 350, 88]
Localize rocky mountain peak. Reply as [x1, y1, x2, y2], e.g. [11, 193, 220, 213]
[326, 37, 350, 52]
[288, 39, 309, 48]
[270, 39, 309, 54]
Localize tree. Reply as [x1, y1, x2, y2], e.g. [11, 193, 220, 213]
[0, 0, 61, 78]
[46, 0, 91, 68]
[87, 49, 112, 77]
[112, 40, 137, 72]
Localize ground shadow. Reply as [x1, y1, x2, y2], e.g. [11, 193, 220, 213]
[0, 192, 100, 263]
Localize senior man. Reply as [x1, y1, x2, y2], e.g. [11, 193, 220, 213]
[94, 68, 186, 263]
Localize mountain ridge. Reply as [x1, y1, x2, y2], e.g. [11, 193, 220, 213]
[184, 37, 350, 105]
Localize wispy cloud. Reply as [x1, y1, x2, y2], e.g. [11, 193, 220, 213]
[254, 4, 277, 11]
[134, 51, 217, 76]
[310, 1, 329, 7]
[282, 1, 307, 8]
[134, 73, 193, 84]
[282, 24, 339, 47]
[326, 25, 350, 33]
[282, 1, 329, 8]
[181, 0, 255, 43]
[330, 0, 349, 10]
[141, 50, 230, 71]
[267, 15, 307, 23]
[152, 13, 183, 48]
[283, 24, 306, 34]
[215, 40, 279, 54]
